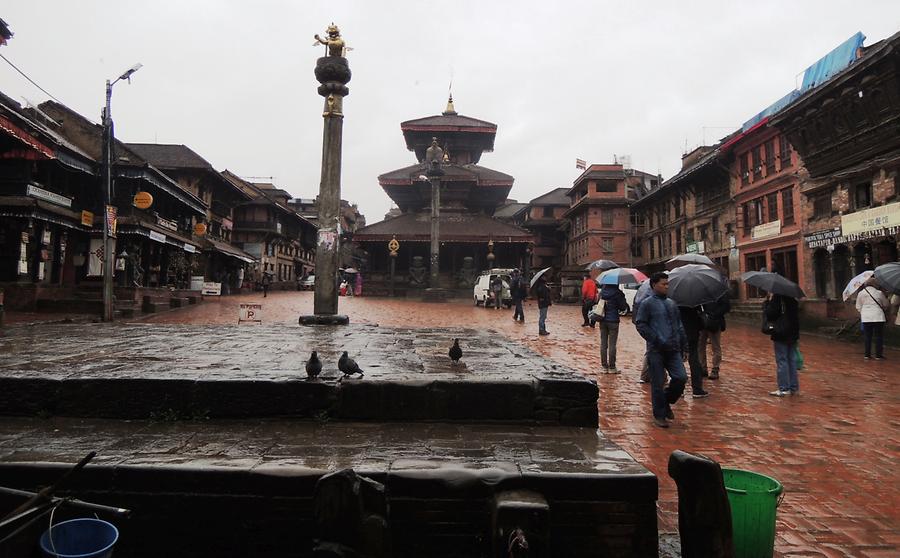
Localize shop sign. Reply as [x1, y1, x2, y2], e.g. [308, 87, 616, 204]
[752, 220, 781, 240]
[148, 230, 166, 243]
[106, 205, 117, 237]
[804, 228, 842, 248]
[26, 184, 72, 208]
[41, 230, 51, 244]
[686, 241, 705, 254]
[190, 276, 205, 290]
[201, 281, 221, 296]
[18, 260, 28, 274]
[238, 303, 262, 324]
[184, 243, 196, 253]
[193, 222, 207, 236]
[133, 191, 154, 209]
[156, 216, 178, 232]
[840, 201, 900, 236]
[81, 210, 94, 227]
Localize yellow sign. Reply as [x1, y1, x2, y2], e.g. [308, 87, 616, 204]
[388, 236, 399, 255]
[841, 201, 900, 236]
[133, 191, 154, 209]
[81, 210, 94, 227]
[193, 222, 208, 236]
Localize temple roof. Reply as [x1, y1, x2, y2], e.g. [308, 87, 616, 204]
[354, 212, 532, 243]
[378, 162, 513, 185]
[378, 162, 514, 212]
[400, 113, 497, 132]
[529, 187, 570, 206]
[400, 100, 498, 164]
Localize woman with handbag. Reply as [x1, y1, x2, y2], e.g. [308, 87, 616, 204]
[856, 279, 889, 360]
[763, 292, 800, 397]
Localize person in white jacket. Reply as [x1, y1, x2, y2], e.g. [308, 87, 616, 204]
[856, 280, 889, 360]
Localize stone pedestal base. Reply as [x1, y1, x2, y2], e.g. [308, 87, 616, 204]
[299, 314, 350, 326]
[421, 288, 449, 303]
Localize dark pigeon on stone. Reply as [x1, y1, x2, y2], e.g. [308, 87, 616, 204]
[306, 351, 322, 380]
[338, 351, 364, 379]
[449, 338, 462, 364]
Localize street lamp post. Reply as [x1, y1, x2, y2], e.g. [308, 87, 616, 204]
[101, 63, 141, 322]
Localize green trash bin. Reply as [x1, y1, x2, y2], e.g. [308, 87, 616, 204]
[723, 468, 784, 558]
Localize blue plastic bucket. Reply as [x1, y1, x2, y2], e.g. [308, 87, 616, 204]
[39, 518, 119, 558]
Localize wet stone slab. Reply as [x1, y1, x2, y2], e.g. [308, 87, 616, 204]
[0, 323, 598, 425]
[0, 417, 657, 558]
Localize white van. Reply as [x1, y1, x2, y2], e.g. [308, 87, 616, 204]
[473, 270, 513, 308]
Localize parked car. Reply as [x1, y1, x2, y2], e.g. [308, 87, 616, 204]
[298, 275, 315, 290]
[473, 270, 513, 308]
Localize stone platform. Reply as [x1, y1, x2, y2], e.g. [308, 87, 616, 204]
[0, 323, 598, 425]
[0, 417, 658, 557]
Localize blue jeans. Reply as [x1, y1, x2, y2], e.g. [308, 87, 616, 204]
[773, 341, 799, 392]
[538, 307, 548, 333]
[513, 299, 524, 320]
[647, 350, 687, 419]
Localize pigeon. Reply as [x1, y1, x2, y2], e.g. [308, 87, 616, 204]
[449, 339, 462, 364]
[305, 351, 322, 380]
[338, 351, 364, 378]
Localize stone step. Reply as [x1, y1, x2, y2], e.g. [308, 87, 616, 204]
[0, 417, 657, 558]
[0, 323, 599, 427]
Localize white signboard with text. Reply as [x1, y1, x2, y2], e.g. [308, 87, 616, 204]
[201, 282, 221, 296]
[238, 303, 262, 324]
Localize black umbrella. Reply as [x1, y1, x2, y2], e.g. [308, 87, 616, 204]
[873, 262, 900, 295]
[667, 264, 728, 307]
[666, 253, 715, 270]
[741, 271, 805, 298]
[586, 259, 619, 272]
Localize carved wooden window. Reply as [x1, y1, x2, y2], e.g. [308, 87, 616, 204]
[601, 208, 614, 228]
[782, 188, 795, 226]
[542, 206, 554, 218]
[779, 136, 791, 170]
[812, 192, 832, 220]
[767, 192, 779, 223]
[853, 182, 872, 210]
[740, 153, 750, 185]
[765, 139, 776, 175]
[752, 147, 763, 180]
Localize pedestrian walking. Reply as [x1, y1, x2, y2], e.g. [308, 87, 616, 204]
[856, 279, 889, 360]
[634, 272, 688, 428]
[581, 273, 599, 327]
[678, 305, 709, 398]
[535, 275, 552, 336]
[597, 284, 628, 373]
[354, 272, 363, 297]
[763, 292, 800, 396]
[698, 293, 730, 379]
[510, 269, 526, 322]
[490, 275, 504, 309]
[261, 271, 271, 298]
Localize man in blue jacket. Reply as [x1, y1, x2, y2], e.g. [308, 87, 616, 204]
[634, 272, 688, 428]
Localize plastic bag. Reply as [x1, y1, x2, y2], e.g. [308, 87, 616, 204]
[794, 345, 804, 371]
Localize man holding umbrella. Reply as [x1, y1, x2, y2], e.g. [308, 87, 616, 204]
[634, 272, 688, 428]
[531, 267, 553, 336]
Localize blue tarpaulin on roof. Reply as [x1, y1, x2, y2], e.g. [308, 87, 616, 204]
[742, 89, 802, 132]
[801, 32, 865, 91]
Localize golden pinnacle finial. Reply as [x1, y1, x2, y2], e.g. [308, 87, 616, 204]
[443, 94, 457, 116]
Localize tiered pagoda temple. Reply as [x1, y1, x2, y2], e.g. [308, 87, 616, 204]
[354, 98, 531, 293]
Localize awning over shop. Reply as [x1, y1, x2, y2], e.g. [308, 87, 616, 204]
[205, 237, 256, 264]
[0, 195, 89, 230]
[0, 114, 54, 159]
[118, 222, 201, 253]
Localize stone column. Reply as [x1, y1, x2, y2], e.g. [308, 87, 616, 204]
[312, 54, 350, 318]
[429, 176, 441, 287]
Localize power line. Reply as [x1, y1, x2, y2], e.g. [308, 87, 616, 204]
[0, 52, 62, 103]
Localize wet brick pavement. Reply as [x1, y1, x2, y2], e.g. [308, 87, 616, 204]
[134, 291, 900, 557]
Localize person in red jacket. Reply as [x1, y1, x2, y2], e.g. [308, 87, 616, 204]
[581, 273, 599, 328]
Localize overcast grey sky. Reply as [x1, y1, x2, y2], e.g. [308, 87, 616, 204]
[2, 2, 899, 222]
